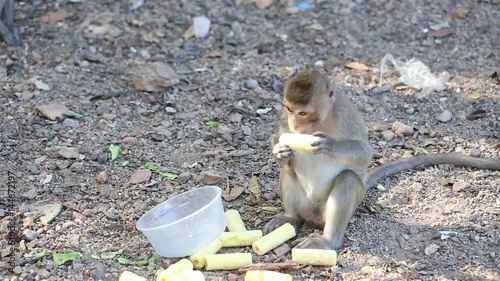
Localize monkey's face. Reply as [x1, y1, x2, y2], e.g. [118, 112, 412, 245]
[284, 103, 319, 134]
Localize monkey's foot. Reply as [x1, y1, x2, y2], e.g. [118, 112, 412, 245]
[295, 236, 335, 250]
[263, 215, 301, 235]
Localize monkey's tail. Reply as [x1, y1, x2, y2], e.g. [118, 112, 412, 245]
[365, 154, 500, 188]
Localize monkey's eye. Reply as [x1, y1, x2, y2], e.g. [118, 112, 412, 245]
[285, 106, 293, 113]
[298, 111, 307, 116]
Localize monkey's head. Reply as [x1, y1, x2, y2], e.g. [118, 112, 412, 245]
[283, 67, 335, 134]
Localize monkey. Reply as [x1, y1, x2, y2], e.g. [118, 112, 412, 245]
[263, 67, 500, 251]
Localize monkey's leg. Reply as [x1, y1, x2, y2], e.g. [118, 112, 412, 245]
[296, 170, 365, 250]
[263, 167, 305, 234]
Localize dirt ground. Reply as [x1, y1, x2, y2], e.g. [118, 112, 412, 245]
[1, 0, 499, 280]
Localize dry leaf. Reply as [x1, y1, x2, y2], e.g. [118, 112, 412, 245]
[247, 176, 261, 205]
[467, 93, 483, 100]
[255, 0, 273, 9]
[222, 185, 245, 201]
[345, 61, 372, 71]
[38, 11, 72, 24]
[429, 28, 454, 38]
[38, 103, 69, 120]
[184, 25, 194, 40]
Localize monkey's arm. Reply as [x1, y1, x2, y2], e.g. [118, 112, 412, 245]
[311, 132, 371, 166]
[366, 154, 500, 188]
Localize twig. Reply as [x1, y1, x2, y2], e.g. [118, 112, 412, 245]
[369, 82, 404, 95]
[239, 261, 302, 272]
[14, 119, 56, 158]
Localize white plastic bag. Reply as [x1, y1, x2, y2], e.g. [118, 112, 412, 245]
[380, 53, 446, 99]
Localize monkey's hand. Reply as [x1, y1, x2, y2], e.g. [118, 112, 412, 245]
[263, 215, 301, 235]
[311, 132, 335, 156]
[273, 143, 293, 164]
[295, 235, 335, 250]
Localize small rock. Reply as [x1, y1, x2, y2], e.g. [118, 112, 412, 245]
[165, 106, 177, 114]
[244, 79, 259, 90]
[37, 269, 50, 278]
[176, 172, 192, 183]
[157, 128, 173, 137]
[72, 262, 85, 270]
[97, 153, 108, 164]
[27, 164, 41, 175]
[392, 121, 414, 136]
[96, 171, 108, 184]
[396, 235, 405, 248]
[35, 80, 50, 91]
[70, 162, 84, 173]
[241, 126, 252, 135]
[18, 90, 35, 101]
[437, 110, 453, 123]
[63, 118, 80, 129]
[133, 62, 180, 92]
[381, 130, 395, 141]
[201, 171, 223, 185]
[102, 113, 117, 120]
[122, 137, 137, 145]
[193, 16, 211, 38]
[23, 229, 38, 241]
[38, 103, 69, 120]
[0, 221, 9, 234]
[130, 169, 152, 184]
[424, 243, 439, 255]
[68, 234, 80, 247]
[22, 188, 37, 199]
[228, 113, 243, 123]
[13, 266, 22, 274]
[227, 273, 238, 281]
[178, 112, 196, 119]
[361, 265, 374, 274]
[408, 225, 419, 235]
[34, 203, 63, 225]
[59, 147, 79, 159]
[140, 50, 151, 60]
[452, 181, 469, 192]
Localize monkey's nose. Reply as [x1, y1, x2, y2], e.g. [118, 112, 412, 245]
[293, 126, 305, 134]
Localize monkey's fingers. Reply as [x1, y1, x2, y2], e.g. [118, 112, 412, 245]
[273, 144, 293, 156]
[295, 236, 333, 250]
[311, 131, 330, 139]
[276, 151, 293, 160]
[263, 216, 301, 235]
[311, 139, 334, 155]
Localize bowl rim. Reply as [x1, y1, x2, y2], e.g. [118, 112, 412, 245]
[136, 185, 222, 232]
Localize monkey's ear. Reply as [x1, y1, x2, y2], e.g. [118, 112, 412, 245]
[289, 68, 299, 78]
